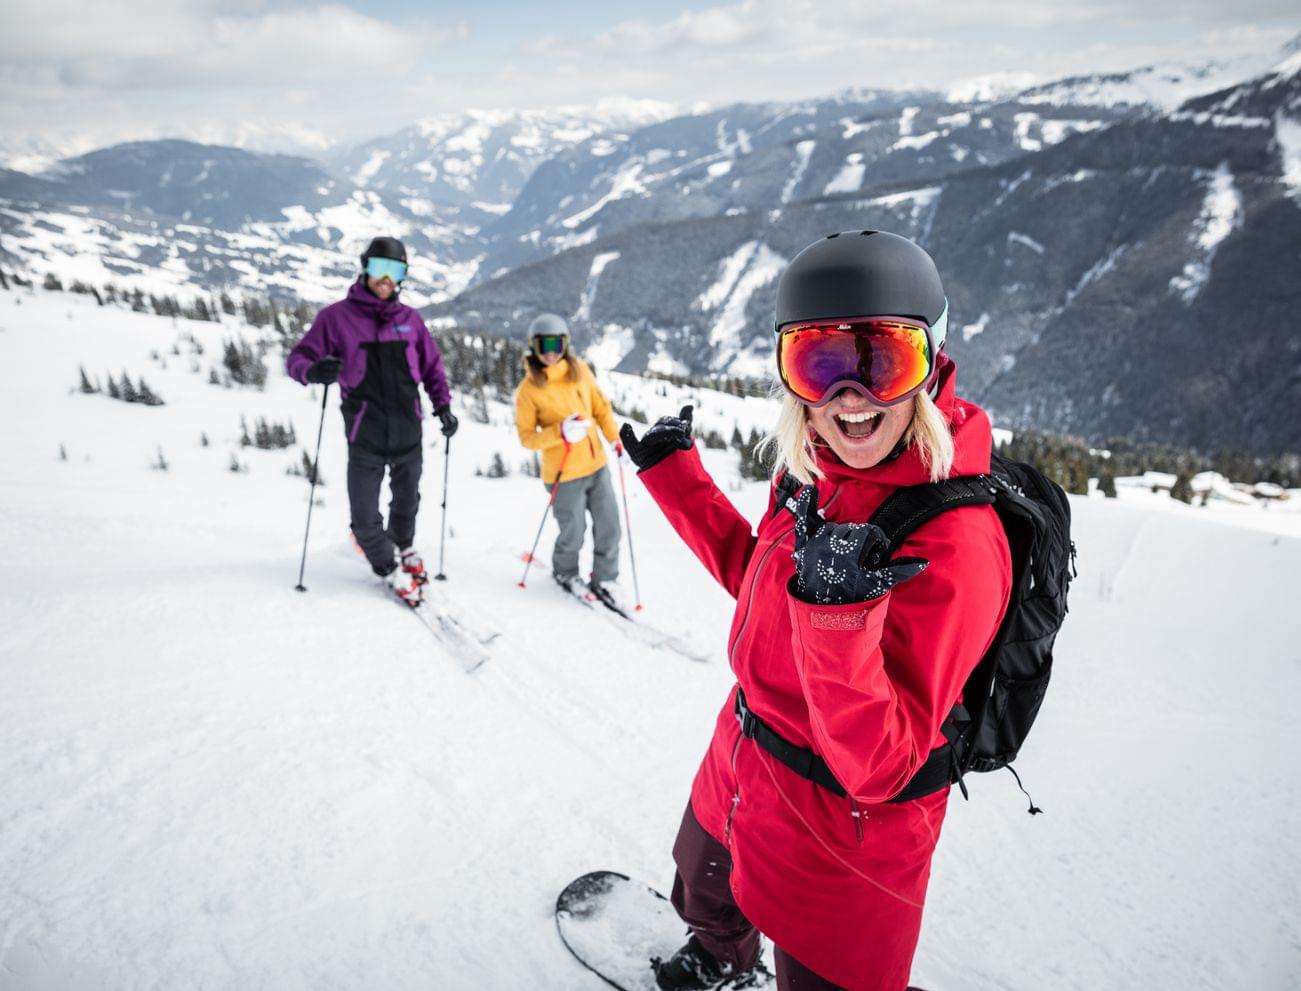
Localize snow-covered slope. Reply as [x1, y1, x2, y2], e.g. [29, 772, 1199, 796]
[1, 289, 1298, 990]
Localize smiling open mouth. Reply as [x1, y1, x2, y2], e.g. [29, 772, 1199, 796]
[834, 410, 882, 440]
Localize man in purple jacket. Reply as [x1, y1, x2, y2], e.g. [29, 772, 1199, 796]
[286, 236, 458, 606]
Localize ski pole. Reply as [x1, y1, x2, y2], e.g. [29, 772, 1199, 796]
[294, 383, 330, 592]
[434, 434, 451, 581]
[614, 448, 643, 611]
[519, 443, 573, 588]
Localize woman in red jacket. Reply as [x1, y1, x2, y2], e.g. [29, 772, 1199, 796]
[619, 231, 1012, 991]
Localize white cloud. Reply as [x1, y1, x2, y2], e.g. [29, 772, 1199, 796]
[1, 1, 465, 89]
[0, 0, 1295, 162]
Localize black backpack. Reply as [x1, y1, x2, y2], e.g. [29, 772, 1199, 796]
[770, 452, 1076, 812]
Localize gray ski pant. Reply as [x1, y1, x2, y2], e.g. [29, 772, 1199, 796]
[546, 465, 620, 583]
[348, 448, 422, 576]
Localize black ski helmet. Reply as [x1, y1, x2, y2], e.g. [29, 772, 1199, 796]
[774, 231, 947, 351]
[360, 235, 407, 272]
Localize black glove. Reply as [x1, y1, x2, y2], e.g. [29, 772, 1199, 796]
[305, 356, 342, 385]
[619, 405, 694, 471]
[435, 405, 459, 438]
[790, 484, 928, 605]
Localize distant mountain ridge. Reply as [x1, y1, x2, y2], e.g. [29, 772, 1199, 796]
[1, 39, 1298, 453]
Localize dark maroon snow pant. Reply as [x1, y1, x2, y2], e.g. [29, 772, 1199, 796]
[670, 804, 844, 991]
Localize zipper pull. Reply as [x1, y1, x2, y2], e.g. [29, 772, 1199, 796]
[850, 799, 865, 843]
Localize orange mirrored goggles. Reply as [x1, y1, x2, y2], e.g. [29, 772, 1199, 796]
[776, 315, 938, 408]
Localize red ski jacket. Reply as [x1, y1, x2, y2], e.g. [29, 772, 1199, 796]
[639, 359, 1011, 990]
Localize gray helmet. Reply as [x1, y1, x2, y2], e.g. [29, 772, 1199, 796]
[527, 313, 570, 357]
[528, 313, 569, 339]
[774, 230, 948, 351]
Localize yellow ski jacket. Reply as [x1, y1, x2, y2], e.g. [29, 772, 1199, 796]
[514, 357, 619, 484]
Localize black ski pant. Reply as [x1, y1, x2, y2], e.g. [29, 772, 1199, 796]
[347, 446, 422, 576]
[670, 803, 844, 991]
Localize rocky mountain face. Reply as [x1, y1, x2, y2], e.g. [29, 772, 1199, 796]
[427, 47, 1301, 455]
[1, 42, 1297, 453]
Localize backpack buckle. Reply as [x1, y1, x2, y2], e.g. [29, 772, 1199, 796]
[735, 689, 758, 738]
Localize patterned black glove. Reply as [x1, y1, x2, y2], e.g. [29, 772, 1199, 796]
[435, 405, 459, 438]
[790, 484, 928, 605]
[619, 405, 694, 471]
[305, 356, 342, 385]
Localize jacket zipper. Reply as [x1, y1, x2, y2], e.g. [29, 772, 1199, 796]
[725, 485, 845, 843]
[724, 734, 743, 842]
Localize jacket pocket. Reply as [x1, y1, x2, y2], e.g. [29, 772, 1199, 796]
[347, 400, 369, 444]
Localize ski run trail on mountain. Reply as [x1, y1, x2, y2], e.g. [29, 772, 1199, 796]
[0, 290, 1298, 990]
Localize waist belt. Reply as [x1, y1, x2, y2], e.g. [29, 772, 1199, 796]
[734, 687, 958, 804]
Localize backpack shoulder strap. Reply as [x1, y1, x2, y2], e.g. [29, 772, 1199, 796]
[868, 475, 1000, 557]
[771, 468, 803, 517]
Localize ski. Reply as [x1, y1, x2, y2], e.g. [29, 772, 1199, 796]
[382, 582, 500, 674]
[555, 579, 711, 664]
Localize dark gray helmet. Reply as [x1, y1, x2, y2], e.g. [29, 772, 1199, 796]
[774, 231, 948, 350]
[360, 236, 407, 271]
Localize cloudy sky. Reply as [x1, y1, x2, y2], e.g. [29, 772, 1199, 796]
[1, 0, 1297, 163]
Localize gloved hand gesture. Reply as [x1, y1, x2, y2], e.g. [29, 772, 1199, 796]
[561, 414, 590, 445]
[306, 355, 342, 385]
[619, 405, 694, 471]
[434, 405, 459, 438]
[790, 484, 928, 605]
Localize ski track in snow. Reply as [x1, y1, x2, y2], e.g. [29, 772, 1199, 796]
[2, 290, 1300, 990]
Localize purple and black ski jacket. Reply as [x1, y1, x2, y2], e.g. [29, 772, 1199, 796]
[287, 281, 452, 462]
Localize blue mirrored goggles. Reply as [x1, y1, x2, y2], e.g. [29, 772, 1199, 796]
[365, 256, 407, 283]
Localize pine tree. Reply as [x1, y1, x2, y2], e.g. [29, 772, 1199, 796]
[78, 366, 97, 394]
[301, 449, 323, 485]
[1098, 467, 1117, 498]
[137, 378, 164, 406]
[153, 446, 169, 471]
[200, 432, 209, 447]
[1171, 473, 1194, 504]
[119, 372, 140, 404]
[59, 443, 68, 461]
[106, 373, 121, 400]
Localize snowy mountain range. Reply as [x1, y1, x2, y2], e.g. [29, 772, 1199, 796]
[1, 37, 1298, 453]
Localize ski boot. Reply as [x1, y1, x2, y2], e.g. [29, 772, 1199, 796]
[386, 563, 423, 608]
[650, 934, 753, 991]
[587, 576, 630, 615]
[399, 547, 429, 586]
[555, 572, 585, 598]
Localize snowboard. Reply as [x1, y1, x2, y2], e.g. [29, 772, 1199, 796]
[555, 871, 774, 990]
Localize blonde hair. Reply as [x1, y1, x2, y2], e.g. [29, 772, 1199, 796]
[760, 387, 955, 485]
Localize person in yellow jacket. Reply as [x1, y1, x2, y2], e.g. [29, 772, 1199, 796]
[515, 313, 625, 608]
